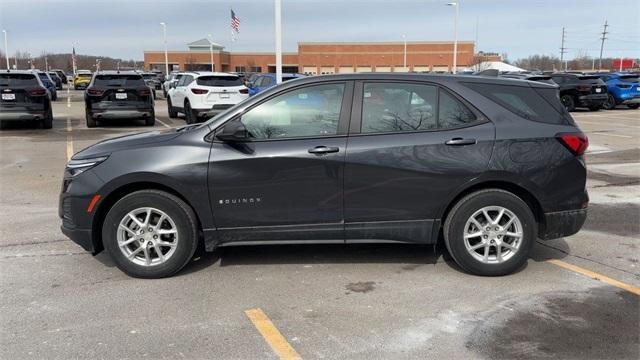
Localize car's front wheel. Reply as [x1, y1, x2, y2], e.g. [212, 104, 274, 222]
[443, 189, 536, 276]
[102, 190, 199, 278]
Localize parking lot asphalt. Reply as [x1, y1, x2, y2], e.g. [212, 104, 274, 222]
[1, 89, 638, 359]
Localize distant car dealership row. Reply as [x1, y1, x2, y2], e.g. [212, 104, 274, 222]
[144, 39, 501, 75]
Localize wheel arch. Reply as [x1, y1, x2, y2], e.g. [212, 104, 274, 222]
[91, 181, 204, 254]
[438, 180, 545, 240]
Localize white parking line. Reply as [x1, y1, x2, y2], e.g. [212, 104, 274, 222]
[66, 117, 73, 161]
[156, 118, 171, 128]
[577, 120, 640, 129]
[574, 113, 640, 121]
[588, 132, 633, 138]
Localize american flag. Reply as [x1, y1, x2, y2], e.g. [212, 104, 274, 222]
[231, 9, 240, 34]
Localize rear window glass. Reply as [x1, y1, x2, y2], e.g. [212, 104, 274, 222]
[196, 76, 243, 87]
[283, 77, 298, 82]
[578, 76, 605, 85]
[93, 75, 145, 87]
[619, 75, 639, 82]
[77, 74, 92, 78]
[463, 82, 566, 124]
[142, 74, 157, 79]
[0, 74, 39, 87]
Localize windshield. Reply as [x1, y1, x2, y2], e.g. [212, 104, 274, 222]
[0, 74, 39, 87]
[93, 75, 145, 87]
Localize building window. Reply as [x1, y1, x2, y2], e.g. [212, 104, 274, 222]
[235, 66, 246, 73]
[250, 66, 262, 73]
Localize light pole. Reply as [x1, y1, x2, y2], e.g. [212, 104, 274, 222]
[2, 30, 9, 70]
[402, 34, 407, 71]
[160, 22, 169, 75]
[446, 2, 459, 74]
[208, 34, 214, 72]
[274, 0, 283, 84]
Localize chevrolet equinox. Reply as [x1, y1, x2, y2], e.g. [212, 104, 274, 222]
[60, 74, 588, 278]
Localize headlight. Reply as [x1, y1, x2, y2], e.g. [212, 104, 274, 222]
[65, 156, 108, 176]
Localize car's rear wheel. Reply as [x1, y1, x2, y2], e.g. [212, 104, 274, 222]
[443, 189, 536, 276]
[560, 94, 575, 112]
[167, 98, 178, 118]
[102, 190, 199, 278]
[603, 94, 616, 110]
[85, 108, 97, 128]
[627, 103, 639, 109]
[42, 106, 53, 129]
[145, 109, 156, 126]
[184, 101, 196, 124]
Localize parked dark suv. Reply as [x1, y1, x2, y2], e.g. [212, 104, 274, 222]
[84, 71, 155, 127]
[60, 74, 588, 278]
[1, 70, 54, 129]
[550, 73, 608, 111]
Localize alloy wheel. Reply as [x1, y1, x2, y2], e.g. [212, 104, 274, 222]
[117, 207, 179, 266]
[463, 206, 523, 264]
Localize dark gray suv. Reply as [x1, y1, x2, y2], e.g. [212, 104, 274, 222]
[59, 73, 588, 278]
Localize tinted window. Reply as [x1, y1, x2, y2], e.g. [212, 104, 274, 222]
[0, 74, 39, 87]
[196, 76, 243, 87]
[177, 75, 193, 86]
[464, 82, 565, 124]
[261, 77, 274, 87]
[551, 76, 564, 84]
[93, 75, 145, 87]
[619, 75, 639, 82]
[76, 74, 92, 78]
[361, 82, 437, 133]
[578, 76, 605, 85]
[241, 83, 344, 140]
[438, 90, 476, 128]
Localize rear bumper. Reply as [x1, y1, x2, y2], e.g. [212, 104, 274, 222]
[539, 209, 588, 240]
[0, 110, 46, 121]
[194, 104, 235, 117]
[578, 94, 607, 106]
[91, 109, 154, 119]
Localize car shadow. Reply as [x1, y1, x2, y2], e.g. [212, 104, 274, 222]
[530, 238, 571, 262]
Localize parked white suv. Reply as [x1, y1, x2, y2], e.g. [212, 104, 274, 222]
[167, 72, 249, 123]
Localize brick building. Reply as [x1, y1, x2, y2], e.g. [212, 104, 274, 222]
[143, 39, 500, 74]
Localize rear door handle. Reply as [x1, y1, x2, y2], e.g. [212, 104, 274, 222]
[308, 146, 340, 154]
[445, 138, 477, 146]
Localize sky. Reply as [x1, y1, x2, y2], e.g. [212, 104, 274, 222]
[0, 0, 638, 61]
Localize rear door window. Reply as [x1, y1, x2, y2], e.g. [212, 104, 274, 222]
[463, 82, 566, 124]
[93, 75, 145, 87]
[0, 74, 39, 87]
[196, 76, 243, 87]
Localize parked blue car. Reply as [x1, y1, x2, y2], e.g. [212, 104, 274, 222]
[247, 73, 305, 96]
[596, 72, 639, 110]
[35, 71, 58, 101]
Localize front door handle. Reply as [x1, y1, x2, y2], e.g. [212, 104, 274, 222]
[445, 137, 477, 146]
[308, 146, 340, 154]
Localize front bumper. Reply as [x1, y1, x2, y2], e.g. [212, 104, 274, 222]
[539, 209, 588, 240]
[61, 225, 94, 252]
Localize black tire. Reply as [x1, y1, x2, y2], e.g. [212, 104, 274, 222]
[603, 94, 616, 110]
[588, 105, 601, 111]
[627, 103, 639, 109]
[51, 93, 57, 101]
[184, 101, 195, 124]
[560, 94, 575, 112]
[42, 106, 53, 129]
[85, 107, 97, 128]
[102, 190, 199, 278]
[443, 189, 536, 276]
[167, 98, 178, 118]
[145, 109, 156, 126]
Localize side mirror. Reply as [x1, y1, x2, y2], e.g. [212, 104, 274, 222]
[216, 121, 249, 142]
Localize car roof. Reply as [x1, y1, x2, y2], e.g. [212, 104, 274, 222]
[96, 70, 142, 76]
[183, 71, 240, 77]
[281, 72, 556, 89]
[259, 73, 304, 78]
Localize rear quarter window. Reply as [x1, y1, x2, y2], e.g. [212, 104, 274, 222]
[0, 74, 39, 87]
[196, 76, 243, 87]
[463, 82, 567, 125]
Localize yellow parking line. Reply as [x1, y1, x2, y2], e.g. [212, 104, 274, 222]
[245, 308, 302, 360]
[66, 117, 73, 161]
[548, 259, 640, 295]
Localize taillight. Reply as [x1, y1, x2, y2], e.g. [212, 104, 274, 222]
[191, 88, 208, 95]
[138, 87, 151, 96]
[557, 132, 589, 156]
[27, 87, 47, 96]
[577, 84, 591, 92]
[239, 88, 249, 94]
[86, 88, 104, 96]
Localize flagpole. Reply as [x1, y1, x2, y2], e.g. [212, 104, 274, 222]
[274, 0, 282, 84]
